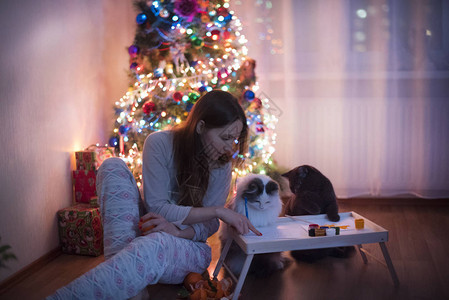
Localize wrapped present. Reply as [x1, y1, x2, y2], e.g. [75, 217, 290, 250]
[57, 203, 103, 256]
[75, 145, 115, 171]
[73, 170, 96, 204]
[75, 151, 97, 171]
[90, 196, 99, 207]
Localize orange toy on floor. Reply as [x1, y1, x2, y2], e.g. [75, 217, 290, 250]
[181, 272, 232, 300]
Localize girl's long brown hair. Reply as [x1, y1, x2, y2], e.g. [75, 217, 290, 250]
[172, 90, 248, 207]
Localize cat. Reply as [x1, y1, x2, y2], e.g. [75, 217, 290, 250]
[282, 165, 355, 262]
[282, 165, 340, 222]
[219, 174, 287, 277]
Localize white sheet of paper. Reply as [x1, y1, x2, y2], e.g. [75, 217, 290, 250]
[242, 213, 372, 241]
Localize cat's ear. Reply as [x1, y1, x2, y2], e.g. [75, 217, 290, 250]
[243, 178, 263, 198]
[281, 170, 290, 178]
[246, 181, 260, 194]
[265, 181, 279, 195]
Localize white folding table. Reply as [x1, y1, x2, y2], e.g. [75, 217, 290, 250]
[213, 211, 399, 300]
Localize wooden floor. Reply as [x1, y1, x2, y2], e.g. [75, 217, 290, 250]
[1, 199, 449, 300]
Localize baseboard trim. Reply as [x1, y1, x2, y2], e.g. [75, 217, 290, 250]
[338, 197, 449, 206]
[0, 247, 61, 294]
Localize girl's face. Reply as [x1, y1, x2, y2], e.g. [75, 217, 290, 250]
[198, 119, 243, 161]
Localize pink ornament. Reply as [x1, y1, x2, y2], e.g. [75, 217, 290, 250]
[217, 68, 229, 79]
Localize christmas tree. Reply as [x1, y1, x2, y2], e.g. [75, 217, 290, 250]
[109, 0, 278, 187]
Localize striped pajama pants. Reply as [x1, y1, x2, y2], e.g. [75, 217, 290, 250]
[48, 158, 211, 299]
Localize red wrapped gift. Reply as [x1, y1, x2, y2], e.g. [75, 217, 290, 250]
[75, 145, 115, 171]
[75, 151, 97, 171]
[57, 203, 103, 256]
[73, 170, 96, 204]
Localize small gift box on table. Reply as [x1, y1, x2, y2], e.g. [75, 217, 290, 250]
[57, 201, 103, 256]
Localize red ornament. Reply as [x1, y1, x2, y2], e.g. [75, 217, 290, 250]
[211, 29, 221, 40]
[256, 121, 265, 133]
[252, 98, 262, 109]
[173, 91, 183, 102]
[223, 30, 231, 40]
[142, 100, 156, 114]
[217, 7, 228, 17]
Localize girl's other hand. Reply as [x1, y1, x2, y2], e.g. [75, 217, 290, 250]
[139, 212, 180, 237]
[216, 207, 262, 236]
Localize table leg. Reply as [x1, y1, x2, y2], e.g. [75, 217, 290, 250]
[357, 244, 368, 264]
[379, 242, 400, 287]
[232, 254, 254, 300]
[213, 238, 233, 280]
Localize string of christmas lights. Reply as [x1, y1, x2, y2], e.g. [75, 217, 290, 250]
[109, 0, 278, 186]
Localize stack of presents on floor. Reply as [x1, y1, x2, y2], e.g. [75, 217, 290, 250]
[57, 146, 115, 256]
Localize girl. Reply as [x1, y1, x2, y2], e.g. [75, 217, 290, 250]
[48, 90, 261, 299]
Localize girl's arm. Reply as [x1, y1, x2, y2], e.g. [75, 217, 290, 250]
[183, 206, 261, 236]
[141, 206, 261, 238]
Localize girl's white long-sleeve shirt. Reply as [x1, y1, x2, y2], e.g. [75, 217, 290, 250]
[142, 130, 232, 242]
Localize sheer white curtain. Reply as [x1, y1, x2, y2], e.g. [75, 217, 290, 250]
[234, 0, 449, 198]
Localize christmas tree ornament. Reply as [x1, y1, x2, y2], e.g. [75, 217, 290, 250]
[185, 102, 194, 112]
[191, 36, 204, 49]
[223, 30, 231, 40]
[244, 89, 255, 101]
[159, 8, 169, 18]
[143, 100, 156, 114]
[173, 91, 183, 102]
[119, 125, 130, 135]
[251, 97, 262, 109]
[128, 45, 140, 57]
[174, 0, 199, 22]
[200, 13, 210, 23]
[109, 136, 119, 147]
[210, 29, 221, 40]
[188, 92, 200, 102]
[256, 121, 265, 133]
[153, 68, 163, 77]
[136, 13, 148, 25]
[217, 68, 229, 79]
[217, 7, 228, 17]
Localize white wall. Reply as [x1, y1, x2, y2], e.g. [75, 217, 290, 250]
[0, 0, 134, 282]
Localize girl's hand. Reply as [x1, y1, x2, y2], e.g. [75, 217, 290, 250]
[216, 207, 262, 236]
[139, 212, 180, 237]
